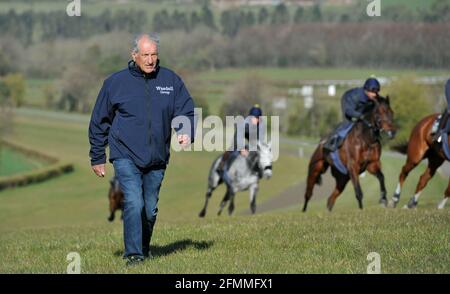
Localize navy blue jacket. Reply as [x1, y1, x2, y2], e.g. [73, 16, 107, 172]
[340, 87, 374, 122]
[89, 61, 195, 168]
[232, 116, 266, 151]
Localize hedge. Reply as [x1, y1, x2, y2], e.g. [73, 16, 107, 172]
[0, 139, 74, 191]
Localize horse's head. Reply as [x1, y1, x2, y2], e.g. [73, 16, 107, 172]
[257, 141, 273, 179]
[368, 95, 396, 139]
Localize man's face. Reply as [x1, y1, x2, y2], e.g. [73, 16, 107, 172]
[251, 116, 260, 125]
[365, 90, 378, 101]
[132, 38, 158, 74]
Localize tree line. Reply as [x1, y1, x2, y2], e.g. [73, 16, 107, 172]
[2, 1, 450, 45]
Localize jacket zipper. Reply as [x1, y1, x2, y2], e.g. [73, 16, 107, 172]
[144, 76, 153, 163]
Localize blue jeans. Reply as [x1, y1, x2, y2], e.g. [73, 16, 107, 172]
[113, 158, 166, 258]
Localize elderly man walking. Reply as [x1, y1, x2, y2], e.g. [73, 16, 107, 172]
[89, 34, 195, 266]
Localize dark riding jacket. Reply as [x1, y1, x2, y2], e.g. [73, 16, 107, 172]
[341, 87, 374, 122]
[89, 61, 195, 168]
[231, 116, 266, 152]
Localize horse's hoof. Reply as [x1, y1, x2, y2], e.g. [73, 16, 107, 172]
[403, 203, 416, 209]
[407, 203, 417, 209]
[406, 199, 418, 209]
[388, 199, 398, 208]
[379, 198, 388, 208]
[198, 210, 206, 218]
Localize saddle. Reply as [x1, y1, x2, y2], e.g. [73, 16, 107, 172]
[323, 121, 355, 153]
[431, 112, 450, 160]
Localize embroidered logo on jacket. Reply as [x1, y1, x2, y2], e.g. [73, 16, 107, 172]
[156, 86, 173, 95]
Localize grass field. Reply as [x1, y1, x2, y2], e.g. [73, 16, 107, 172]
[0, 147, 46, 177]
[0, 106, 448, 273]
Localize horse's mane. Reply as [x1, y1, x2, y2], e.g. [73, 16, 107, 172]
[247, 151, 260, 172]
[354, 95, 392, 141]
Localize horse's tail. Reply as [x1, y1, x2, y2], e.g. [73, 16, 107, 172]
[308, 144, 326, 186]
[391, 141, 409, 155]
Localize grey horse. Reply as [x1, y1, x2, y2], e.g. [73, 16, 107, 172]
[199, 142, 273, 217]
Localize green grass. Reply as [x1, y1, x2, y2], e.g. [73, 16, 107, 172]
[0, 146, 46, 177]
[0, 209, 448, 273]
[0, 105, 448, 273]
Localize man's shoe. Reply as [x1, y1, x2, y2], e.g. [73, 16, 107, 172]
[125, 255, 144, 267]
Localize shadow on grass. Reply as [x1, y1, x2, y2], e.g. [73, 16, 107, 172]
[114, 239, 214, 258]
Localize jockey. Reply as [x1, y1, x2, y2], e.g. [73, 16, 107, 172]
[434, 79, 450, 143]
[218, 104, 266, 185]
[323, 78, 380, 152]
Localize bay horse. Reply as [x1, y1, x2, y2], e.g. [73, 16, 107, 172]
[303, 96, 396, 212]
[389, 113, 449, 209]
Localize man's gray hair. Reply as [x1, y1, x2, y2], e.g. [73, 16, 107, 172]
[132, 33, 160, 53]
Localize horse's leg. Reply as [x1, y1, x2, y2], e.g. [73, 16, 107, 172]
[367, 161, 387, 207]
[249, 183, 258, 214]
[405, 155, 444, 209]
[108, 210, 115, 222]
[228, 192, 236, 216]
[303, 147, 328, 212]
[348, 166, 364, 209]
[391, 149, 427, 208]
[200, 163, 221, 217]
[199, 186, 215, 218]
[327, 169, 350, 211]
[217, 189, 231, 216]
[107, 190, 115, 222]
[437, 179, 450, 209]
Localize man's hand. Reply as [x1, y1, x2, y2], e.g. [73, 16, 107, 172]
[178, 134, 191, 148]
[92, 164, 105, 177]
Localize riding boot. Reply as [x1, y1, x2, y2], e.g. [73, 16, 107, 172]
[218, 151, 232, 172]
[433, 110, 450, 143]
[323, 135, 339, 152]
